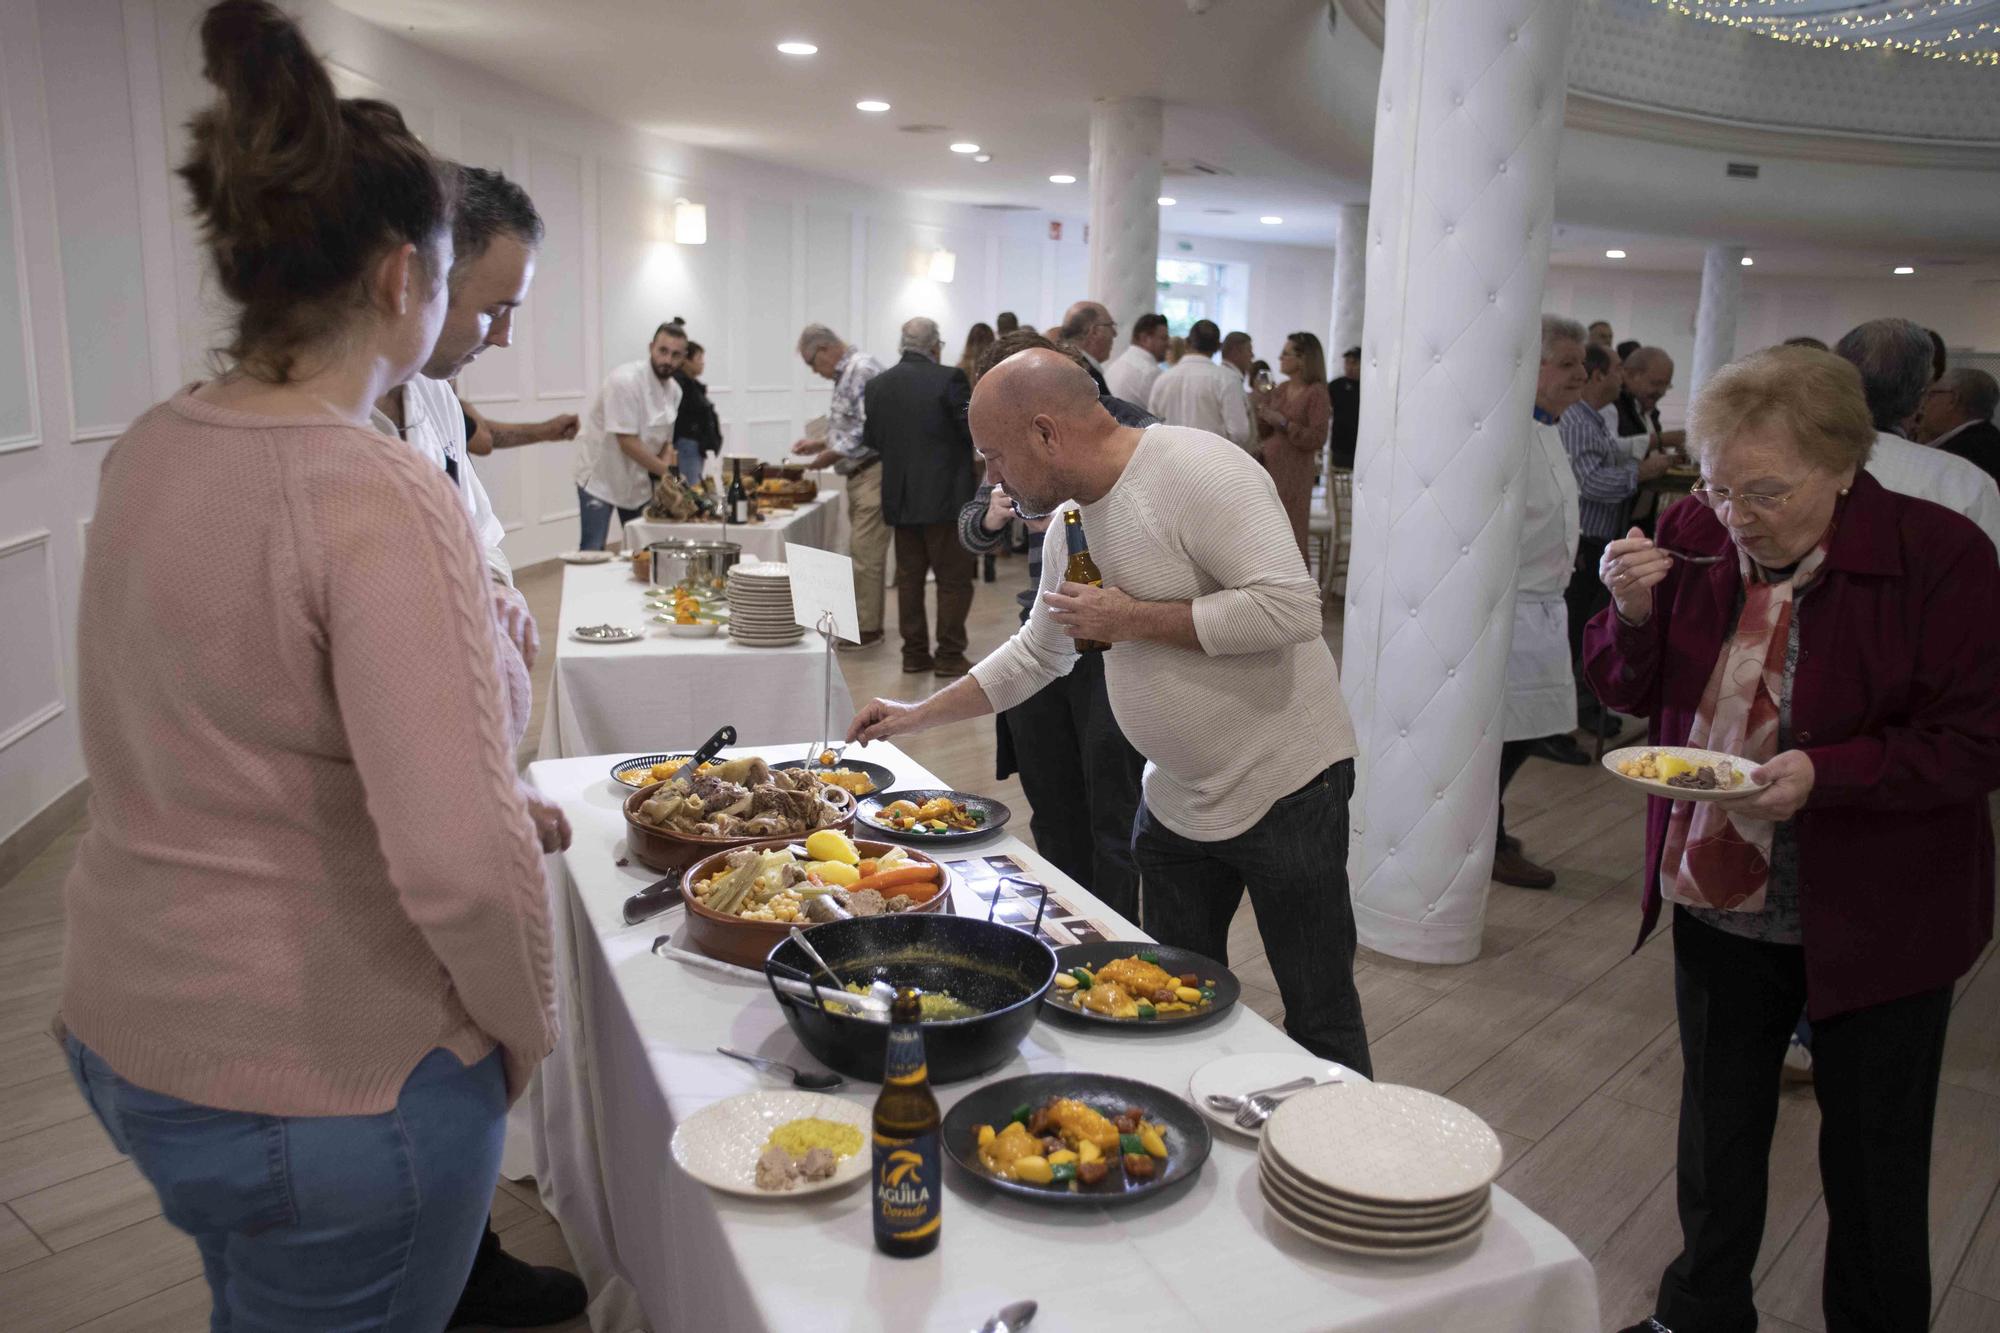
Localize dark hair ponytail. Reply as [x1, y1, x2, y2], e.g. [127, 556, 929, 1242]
[178, 1, 456, 382]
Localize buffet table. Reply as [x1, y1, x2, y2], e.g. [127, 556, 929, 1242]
[524, 744, 1600, 1333]
[538, 563, 850, 759]
[622, 491, 841, 564]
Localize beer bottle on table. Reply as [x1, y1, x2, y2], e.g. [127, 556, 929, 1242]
[727, 460, 750, 524]
[872, 987, 941, 1257]
[1062, 509, 1110, 654]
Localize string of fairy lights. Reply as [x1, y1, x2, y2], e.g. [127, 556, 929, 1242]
[1645, 0, 2000, 64]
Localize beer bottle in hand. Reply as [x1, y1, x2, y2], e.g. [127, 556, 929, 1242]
[872, 987, 941, 1257]
[1063, 509, 1110, 654]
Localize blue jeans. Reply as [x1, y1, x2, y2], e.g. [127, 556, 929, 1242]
[1134, 759, 1372, 1075]
[65, 1036, 505, 1333]
[675, 438, 705, 486]
[576, 486, 646, 551]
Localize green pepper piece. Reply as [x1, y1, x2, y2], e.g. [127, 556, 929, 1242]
[1136, 1002, 1156, 1020]
[1050, 1161, 1077, 1183]
[1011, 1103, 1032, 1125]
[1119, 1132, 1144, 1156]
[1139, 950, 1160, 965]
[1071, 967, 1093, 988]
[1199, 986, 1217, 1001]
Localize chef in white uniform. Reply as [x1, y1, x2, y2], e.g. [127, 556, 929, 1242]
[1494, 315, 1587, 890]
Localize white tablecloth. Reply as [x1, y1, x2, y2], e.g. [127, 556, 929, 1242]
[523, 744, 1600, 1333]
[622, 491, 841, 565]
[539, 564, 851, 760]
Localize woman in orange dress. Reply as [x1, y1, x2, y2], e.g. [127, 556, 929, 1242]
[1254, 332, 1333, 561]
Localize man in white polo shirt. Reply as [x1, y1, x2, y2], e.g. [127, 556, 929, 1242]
[570, 324, 688, 549]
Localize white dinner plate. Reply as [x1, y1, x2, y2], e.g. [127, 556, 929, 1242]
[1260, 1144, 1486, 1220]
[1188, 1052, 1358, 1141]
[559, 550, 614, 564]
[1259, 1175, 1487, 1259]
[570, 626, 642, 644]
[1262, 1165, 1491, 1239]
[1261, 1083, 1503, 1206]
[670, 1090, 872, 1198]
[1601, 745, 1769, 802]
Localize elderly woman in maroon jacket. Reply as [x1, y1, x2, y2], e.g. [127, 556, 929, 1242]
[1586, 345, 2000, 1333]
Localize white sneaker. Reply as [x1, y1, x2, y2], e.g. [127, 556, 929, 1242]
[1782, 1034, 1814, 1083]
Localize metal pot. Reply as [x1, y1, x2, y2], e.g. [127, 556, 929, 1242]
[647, 540, 741, 595]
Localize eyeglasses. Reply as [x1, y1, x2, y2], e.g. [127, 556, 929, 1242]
[1689, 481, 1802, 515]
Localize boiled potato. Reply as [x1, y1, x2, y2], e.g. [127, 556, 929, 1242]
[806, 860, 860, 887]
[1011, 1155, 1054, 1185]
[804, 829, 859, 866]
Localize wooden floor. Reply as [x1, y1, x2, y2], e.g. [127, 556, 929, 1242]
[3, 549, 1998, 1332]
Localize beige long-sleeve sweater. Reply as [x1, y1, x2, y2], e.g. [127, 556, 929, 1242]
[972, 424, 1356, 840]
[58, 389, 556, 1116]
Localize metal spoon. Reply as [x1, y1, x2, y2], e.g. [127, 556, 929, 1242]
[975, 1300, 1038, 1333]
[715, 1046, 845, 1091]
[1203, 1074, 1320, 1113]
[788, 926, 852, 990]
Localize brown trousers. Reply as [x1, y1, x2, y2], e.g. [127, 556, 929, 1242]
[893, 523, 975, 662]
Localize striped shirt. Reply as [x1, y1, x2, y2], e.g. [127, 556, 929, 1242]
[970, 424, 1355, 840]
[1559, 400, 1639, 541]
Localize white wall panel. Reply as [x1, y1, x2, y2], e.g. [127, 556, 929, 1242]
[459, 122, 512, 174]
[743, 200, 793, 389]
[38, 0, 154, 440]
[528, 143, 586, 399]
[996, 238, 1043, 330]
[0, 80, 36, 451]
[803, 205, 851, 340]
[0, 530, 64, 751]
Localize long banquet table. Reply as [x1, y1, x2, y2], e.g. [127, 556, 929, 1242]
[539, 562, 851, 759]
[525, 744, 1600, 1333]
[622, 490, 841, 564]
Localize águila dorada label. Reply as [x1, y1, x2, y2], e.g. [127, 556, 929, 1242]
[872, 987, 941, 1256]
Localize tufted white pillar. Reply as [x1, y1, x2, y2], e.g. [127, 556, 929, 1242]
[1341, 0, 1581, 964]
[1332, 204, 1369, 355]
[1689, 243, 1747, 398]
[1087, 98, 1163, 334]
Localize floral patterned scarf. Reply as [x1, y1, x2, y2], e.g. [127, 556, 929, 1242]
[1660, 534, 1831, 912]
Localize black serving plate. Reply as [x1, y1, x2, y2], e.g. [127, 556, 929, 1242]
[772, 758, 899, 798]
[609, 754, 693, 789]
[940, 1072, 1212, 1207]
[1039, 943, 1240, 1032]
[857, 788, 1012, 845]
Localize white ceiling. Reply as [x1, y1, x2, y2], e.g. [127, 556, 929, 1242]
[1549, 223, 2000, 281]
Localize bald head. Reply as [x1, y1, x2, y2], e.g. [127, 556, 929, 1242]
[968, 348, 1115, 514]
[973, 349, 1101, 431]
[1623, 346, 1675, 407]
[1060, 300, 1116, 362]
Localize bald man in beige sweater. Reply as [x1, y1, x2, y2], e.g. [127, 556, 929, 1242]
[850, 351, 1369, 1072]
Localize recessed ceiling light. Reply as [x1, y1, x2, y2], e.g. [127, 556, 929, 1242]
[1740, 255, 1754, 266]
[775, 41, 817, 56]
[950, 142, 981, 154]
[1157, 196, 1177, 206]
[1893, 265, 1915, 275]
[1259, 215, 1283, 225]
[855, 99, 891, 113]
[1605, 249, 1627, 259]
[972, 154, 992, 163]
[1049, 174, 1076, 184]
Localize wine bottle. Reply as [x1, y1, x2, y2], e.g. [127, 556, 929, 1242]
[872, 988, 941, 1257]
[727, 460, 749, 525]
[1063, 509, 1110, 654]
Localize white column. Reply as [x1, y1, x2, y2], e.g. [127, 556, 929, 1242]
[1342, 0, 1581, 964]
[1086, 98, 1163, 334]
[1690, 243, 1747, 397]
[1331, 203, 1368, 355]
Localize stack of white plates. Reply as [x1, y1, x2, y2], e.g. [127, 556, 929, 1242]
[1257, 1082, 1501, 1259]
[726, 563, 803, 646]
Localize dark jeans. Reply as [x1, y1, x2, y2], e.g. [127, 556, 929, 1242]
[999, 653, 1143, 920]
[893, 523, 975, 662]
[1133, 760, 1371, 1075]
[1656, 908, 1951, 1333]
[576, 486, 645, 551]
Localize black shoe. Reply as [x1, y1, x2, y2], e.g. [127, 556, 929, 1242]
[1528, 734, 1591, 766]
[1577, 708, 1624, 739]
[1615, 1321, 1674, 1333]
[448, 1223, 587, 1329]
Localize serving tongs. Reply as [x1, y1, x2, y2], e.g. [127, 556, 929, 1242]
[806, 611, 846, 770]
[619, 724, 736, 927]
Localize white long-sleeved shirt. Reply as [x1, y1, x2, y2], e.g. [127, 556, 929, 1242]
[571, 361, 682, 509]
[1103, 343, 1162, 406]
[372, 376, 512, 586]
[971, 424, 1355, 840]
[1147, 356, 1253, 450]
[1866, 430, 2000, 550]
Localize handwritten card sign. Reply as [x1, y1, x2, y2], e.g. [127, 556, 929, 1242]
[784, 542, 860, 643]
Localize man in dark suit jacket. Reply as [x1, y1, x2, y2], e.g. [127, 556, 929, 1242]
[1918, 368, 2000, 486]
[863, 316, 978, 676]
[1328, 345, 1361, 468]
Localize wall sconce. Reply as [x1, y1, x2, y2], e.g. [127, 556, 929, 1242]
[927, 247, 956, 283]
[673, 198, 707, 245]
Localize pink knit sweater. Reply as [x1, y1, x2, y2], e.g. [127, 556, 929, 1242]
[58, 389, 556, 1116]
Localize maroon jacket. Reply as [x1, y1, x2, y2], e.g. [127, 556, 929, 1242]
[1582, 471, 2000, 1019]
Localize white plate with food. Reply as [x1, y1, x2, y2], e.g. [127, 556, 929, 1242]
[570, 623, 642, 643]
[670, 1090, 872, 1198]
[559, 550, 614, 565]
[1188, 1052, 1358, 1141]
[1602, 746, 1767, 801]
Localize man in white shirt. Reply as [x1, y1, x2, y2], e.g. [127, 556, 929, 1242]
[1103, 313, 1169, 405]
[571, 324, 688, 550]
[1836, 318, 2000, 548]
[1147, 319, 1252, 448]
[790, 324, 887, 645]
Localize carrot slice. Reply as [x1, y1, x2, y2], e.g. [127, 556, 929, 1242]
[850, 865, 940, 893]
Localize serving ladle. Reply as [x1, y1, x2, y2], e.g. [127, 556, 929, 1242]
[787, 926, 895, 1008]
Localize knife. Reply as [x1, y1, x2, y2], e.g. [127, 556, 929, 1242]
[666, 724, 737, 786]
[623, 873, 685, 927]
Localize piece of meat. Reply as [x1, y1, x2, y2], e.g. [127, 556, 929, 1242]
[847, 889, 886, 917]
[1046, 1098, 1121, 1152]
[755, 1145, 797, 1191]
[1094, 957, 1178, 995]
[884, 894, 913, 913]
[802, 895, 851, 924]
[798, 1147, 837, 1181]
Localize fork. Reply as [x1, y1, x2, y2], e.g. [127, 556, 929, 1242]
[1236, 1093, 1294, 1130]
[1655, 546, 1727, 565]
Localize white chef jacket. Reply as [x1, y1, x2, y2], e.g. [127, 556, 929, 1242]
[372, 376, 512, 587]
[1504, 419, 1581, 742]
[1146, 356, 1253, 449]
[571, 360, 681, 510]
[1865, 430, 2000, 550]
[1103, 343, 1163, 406]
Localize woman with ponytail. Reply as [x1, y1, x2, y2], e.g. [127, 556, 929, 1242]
[56, 4, 556, 1327]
